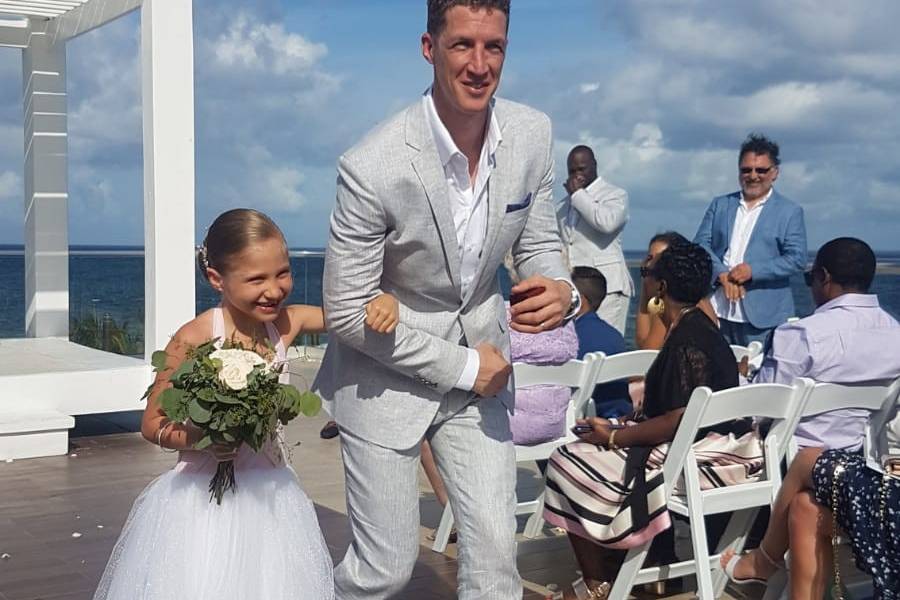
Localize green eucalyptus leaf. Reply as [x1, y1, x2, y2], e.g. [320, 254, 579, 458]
[194, 434, 213, 450]
[158, 388, 187, 420]
[171, 359, 196, 382]
[150, 350, 168, 371]
[215, 393, 242, 405]
[189, 398, 212, 424]
[298, 390, 322, 417]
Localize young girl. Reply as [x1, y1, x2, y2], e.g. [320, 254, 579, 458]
[94, 209, 397, 600]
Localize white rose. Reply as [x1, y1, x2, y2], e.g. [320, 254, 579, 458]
[211, 349, 267, 390]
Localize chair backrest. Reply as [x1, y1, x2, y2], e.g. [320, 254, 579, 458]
[512, 354, 599, 430]
[787, 377, 900, 462]
[662, 379, 813, 497]
[730, 341, 764, 362]
[591, 349, 659, 383]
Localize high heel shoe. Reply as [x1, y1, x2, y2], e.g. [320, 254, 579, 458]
[722, 544, 782, 585]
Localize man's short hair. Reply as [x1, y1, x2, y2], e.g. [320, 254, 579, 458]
[815, 237, 877, 292]
[427, 0, 511, 36]
[739, 133, 781, 166]
[571, 266, 607, 311]
[568, 145, 596, 164]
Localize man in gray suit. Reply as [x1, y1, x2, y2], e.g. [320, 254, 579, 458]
[557, 145, 634, 335]
[313, 1, 578, 598]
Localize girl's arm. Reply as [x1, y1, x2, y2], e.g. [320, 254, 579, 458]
[140, 320, 209, 451]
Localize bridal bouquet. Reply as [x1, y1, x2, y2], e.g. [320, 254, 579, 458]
[143, 339, 321, 504]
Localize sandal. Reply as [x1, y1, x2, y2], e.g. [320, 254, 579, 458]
[319, 421, 339, 440]
[569, 577, 610, 600]
[722, 544, 782, 586]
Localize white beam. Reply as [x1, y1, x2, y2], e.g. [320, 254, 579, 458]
[0, 4, 59, 18]
[0, 16, 29, 47]
[23, 28, 68, 338]
[141, 0, 195, 358]
[48, 0, 139, 42]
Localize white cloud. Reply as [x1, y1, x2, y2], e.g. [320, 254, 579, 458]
[211, 14, 327, 75]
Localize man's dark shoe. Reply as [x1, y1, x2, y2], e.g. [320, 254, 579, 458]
[320, 421, 339, 440]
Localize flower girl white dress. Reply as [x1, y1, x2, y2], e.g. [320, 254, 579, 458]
[94, 308, 334, 599]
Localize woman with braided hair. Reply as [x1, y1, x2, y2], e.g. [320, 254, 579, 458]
[542, 240, 764, 599]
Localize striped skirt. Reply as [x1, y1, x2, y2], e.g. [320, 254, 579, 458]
[543, 431, 764, 549]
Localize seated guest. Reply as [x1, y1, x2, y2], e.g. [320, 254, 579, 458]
[570, 266, 630, 418]
[755, 237, 900, 450]
[543, 240, 761, 598]
[635, 231, 718, 350]
[721, 403, 900, 598]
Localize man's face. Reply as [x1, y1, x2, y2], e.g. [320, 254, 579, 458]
[422, 6, 508, 119]
[739, 152, 778, 202]
[567, 151, 598, 187]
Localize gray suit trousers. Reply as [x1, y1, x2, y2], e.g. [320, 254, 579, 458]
[597, 291, 631, 336]
[334, 398, 521, 599]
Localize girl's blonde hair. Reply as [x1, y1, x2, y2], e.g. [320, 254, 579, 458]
[197, 208, 286, 282]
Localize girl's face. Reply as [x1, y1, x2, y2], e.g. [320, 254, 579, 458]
[208, 237, 293, 323]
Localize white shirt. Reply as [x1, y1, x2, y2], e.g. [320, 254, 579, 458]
[423, 91, 502, 391]
[711, 188, 772, 322]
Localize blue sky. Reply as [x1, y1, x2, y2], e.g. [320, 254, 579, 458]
[1, 1, 899, 251]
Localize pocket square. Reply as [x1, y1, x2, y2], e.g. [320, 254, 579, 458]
[505, 193, 532, 213]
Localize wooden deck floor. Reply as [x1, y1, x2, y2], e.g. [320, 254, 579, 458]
[0, 362, 755, 599]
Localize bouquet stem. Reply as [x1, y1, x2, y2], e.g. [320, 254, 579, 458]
[209, 460, 237, 505]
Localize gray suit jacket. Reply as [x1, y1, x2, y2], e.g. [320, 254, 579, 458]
[557, 177, 634, 296]
[313, 98, 569, 450]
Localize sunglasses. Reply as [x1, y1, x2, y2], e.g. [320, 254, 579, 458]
[740, 166, 774, 175]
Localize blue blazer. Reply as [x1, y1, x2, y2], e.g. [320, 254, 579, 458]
[693, 190, 807, 329]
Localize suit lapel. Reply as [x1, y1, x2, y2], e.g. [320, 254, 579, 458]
[407, 104, 463, 295]
[474, 140, 509, 288]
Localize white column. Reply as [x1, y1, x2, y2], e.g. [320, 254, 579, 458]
[140, 0, 196, 358]
[22, 25, 68, 338]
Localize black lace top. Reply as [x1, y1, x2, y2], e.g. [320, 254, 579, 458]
[642, 308, 739, 420]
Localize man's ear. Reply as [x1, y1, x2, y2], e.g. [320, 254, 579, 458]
[421, 32, 435, 65]
[820, 266, 832, 285]
[206, 267, 224, 293]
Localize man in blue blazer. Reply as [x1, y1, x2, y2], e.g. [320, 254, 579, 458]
[694, 134, 807, 346]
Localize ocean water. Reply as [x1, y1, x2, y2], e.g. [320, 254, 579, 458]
[1, 247, 899, 354]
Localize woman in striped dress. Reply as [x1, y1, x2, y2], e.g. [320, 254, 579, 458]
[542, 240, 764, 599]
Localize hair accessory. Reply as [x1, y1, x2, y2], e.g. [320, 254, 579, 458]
[647, 296, 665, 316]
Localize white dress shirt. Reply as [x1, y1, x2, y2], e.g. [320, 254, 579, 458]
[423, 92, 502, 391]
[711, 188, 772, 322]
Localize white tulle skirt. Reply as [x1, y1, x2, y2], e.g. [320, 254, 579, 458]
[94, 450, 334, 600]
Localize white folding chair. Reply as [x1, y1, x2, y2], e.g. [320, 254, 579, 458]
[762, 377, 900, 600]
[608, 379, 813, 600]
[785, 378, 900, 464]
[430, 354, 600, 553]
[730, 340, 763, 362]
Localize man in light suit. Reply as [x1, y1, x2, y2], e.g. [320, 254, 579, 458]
[694, 134, 807, 346]
[313, 2, 578, 598]
[557, 145, 634, 334]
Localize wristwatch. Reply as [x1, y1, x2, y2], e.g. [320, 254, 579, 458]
[562, 281, 581, 322]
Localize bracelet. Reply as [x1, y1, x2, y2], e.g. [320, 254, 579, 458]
[607, 429, 619, 451]
[156, 420, 178, 453]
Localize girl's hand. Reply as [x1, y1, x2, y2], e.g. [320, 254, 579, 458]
[365, 293, 399, 334]
[574, 417, 613, 446]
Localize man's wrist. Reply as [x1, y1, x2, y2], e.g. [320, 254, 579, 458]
[555, 278, 581, 322]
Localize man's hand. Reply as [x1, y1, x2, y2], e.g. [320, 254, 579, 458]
[718, 272, 746, 302]
[728, 262, 753, 284]
[564, 174, 587, 195]
[365, 293, 399, 334]
[473, 343, 512, 397]
[509, 276, 572, 334]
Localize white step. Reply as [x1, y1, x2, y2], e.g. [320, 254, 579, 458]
[0, 409, 74, 460]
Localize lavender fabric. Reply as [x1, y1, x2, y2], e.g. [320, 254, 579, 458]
[509, 310, 579, 445]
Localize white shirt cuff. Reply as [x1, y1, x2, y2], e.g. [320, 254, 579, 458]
[555, 277, 581, 321]
[454, 347, 480, 391]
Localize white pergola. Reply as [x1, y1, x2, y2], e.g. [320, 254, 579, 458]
[0, 0, 196, 459]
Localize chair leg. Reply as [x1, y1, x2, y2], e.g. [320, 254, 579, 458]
[711, 508, 757, 596]
[431, 503, 455, 553]
[608, 545, 650, 600]
[689, 512, 716, 599]
[524, 475, 548, 539]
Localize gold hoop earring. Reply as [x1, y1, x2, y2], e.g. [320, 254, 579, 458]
[647, 296, 665, 316]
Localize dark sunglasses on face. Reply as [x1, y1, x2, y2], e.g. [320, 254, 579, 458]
[740, 166, 774, 175]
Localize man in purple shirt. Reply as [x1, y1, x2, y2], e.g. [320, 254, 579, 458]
[755, 237, 900, 450]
